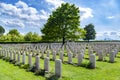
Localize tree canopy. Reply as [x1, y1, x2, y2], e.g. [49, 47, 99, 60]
[41, 3, 85, 44]
[6, 29, 24, 42]
[83, 23, 96, 41]
[0, 25, 5, 35]
[24, 32, 41, 41]
[8, 29, 20, 36]
[0, 28, 42, 42]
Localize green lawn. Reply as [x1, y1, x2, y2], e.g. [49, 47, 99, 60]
[0, 51, 120, 80]
[0, 59, 45, 80]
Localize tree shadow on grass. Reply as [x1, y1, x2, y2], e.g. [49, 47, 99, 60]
[84, 57, 89, 60]
[115, 56, 120, 58]
[107, 61, 117, 63]
[62, 61, 75, 66]
[97, 59, 109, 63]
[97, 59, 117, 63]
[46, 75, 60, 80]
[63, 61, 96, 69]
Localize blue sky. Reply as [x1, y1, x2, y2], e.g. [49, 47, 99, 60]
[0, 0, 120, 40]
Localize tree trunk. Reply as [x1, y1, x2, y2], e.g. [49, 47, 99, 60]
[88, 39, 90, 42]
[61, 25, 66, 48]
[61, 36, 65, 48]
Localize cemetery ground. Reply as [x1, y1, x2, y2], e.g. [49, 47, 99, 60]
[0, 49, 120, 80]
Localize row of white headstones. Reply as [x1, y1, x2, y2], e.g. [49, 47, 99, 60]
[0, 43, 90, 66]
[0, 42, 120, 77]
[0, 49, 62, 77]
[89, 42, 120, 62]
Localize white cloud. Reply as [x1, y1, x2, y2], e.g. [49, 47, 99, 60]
[40, 10, 50, 20]
[0, 3, 18, 16]
[96, 31, 120, 40]
[1, 19, 25, 28]
[45, 0, 65, 9]
[96, 32, 103, 37]
[15, 1, 40, 21]
[118, 32, 120, 36]
[0, 1, 48, 29]
[79, 7, 93, 20]
[15, 0, 28, 8]
[110, 32, 117, 35]
[107, 16, 115, 19]
[25, 21, 40, 27]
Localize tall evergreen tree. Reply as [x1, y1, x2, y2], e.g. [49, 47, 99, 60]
[83, 23, 96, 41]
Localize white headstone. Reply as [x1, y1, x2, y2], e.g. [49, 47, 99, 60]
[55, 59, 62, 77]
[22, 53, 26, 64]
[44, 57, 49, 72]
[13, 51, 16, 61]
[4, 50, 7, 58]
[28, 54, 32, 67]
[98, 50, 103, 61]
[41, 51, 44, 58]
[35, 55, 40, 70]
[52, 51, 56, 61]
[68, 52, 72, 64]
[17, 52, 20, 62]
[89, 50, 93, 56]
[60, 51, 63, 61]
[109, 51, 115, 63]
[78, 53, 83, 65]
[89, 54, 96, 68]
[10, 51, 12, 60]
[46, 51, 50, 57]
[7, 51, 9, 57]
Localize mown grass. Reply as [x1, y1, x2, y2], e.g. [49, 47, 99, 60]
[0, 59, 45, 80]
[0, 50, 120, 80]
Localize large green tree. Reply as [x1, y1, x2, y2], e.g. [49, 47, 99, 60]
[7, 29, 24, 42]
[0, 25, 5, 36]
[83, 23, 96, 41]
[41, 3, 85, 45]
[24, 32, 41, 41]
